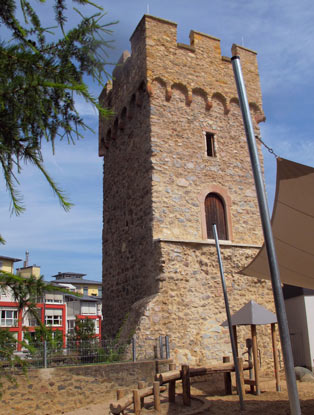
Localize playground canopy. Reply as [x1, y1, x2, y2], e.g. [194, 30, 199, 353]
[241, 157, 314, 290]
[221, 300, 277, 326]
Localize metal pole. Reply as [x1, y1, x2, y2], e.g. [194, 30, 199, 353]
[159, 335, 164, 359]
[165, 335, 170, 359]
[231, 55, 301, 415]
[213, 224, 245, 411]
[43, 294, 47, 368]
[132, 334, 136, 362]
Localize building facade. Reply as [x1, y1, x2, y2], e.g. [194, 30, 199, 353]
[52, 272, 102, 298]
[0, 257, 101, 346]
[105, 15, 275, 365]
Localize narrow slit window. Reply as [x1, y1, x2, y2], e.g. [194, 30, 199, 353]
[206, 132, 215, 157]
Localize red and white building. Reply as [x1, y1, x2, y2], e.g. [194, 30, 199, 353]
[0, 255, 102, 349]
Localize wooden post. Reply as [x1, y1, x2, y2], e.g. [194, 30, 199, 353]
[133, 389, 141, 415]
[223, 356, 232, 395]
[117, 389, 127, 400]
[251, 324, 260, 395]
[181, 364, 191, 406]
[233, 326, 238, 356]
[153, 381, 161, 412]
[155, 360, 160, 375]
[271, 323, 281, 392]
[236, 357, 246, 396]
[138, 381, 145, 408]
[169, 363, 176, 403]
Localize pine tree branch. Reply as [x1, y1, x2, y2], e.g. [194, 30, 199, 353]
[0, 0, 116, 229]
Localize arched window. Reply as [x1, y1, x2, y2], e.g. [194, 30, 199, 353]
[205, 193, 228, 240]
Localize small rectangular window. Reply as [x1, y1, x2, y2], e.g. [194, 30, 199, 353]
[0, 309, 18, 326]
[206, 132, 215, 157]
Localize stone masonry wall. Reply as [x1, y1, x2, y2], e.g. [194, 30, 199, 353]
[100, 47, 159, 338]
[150, 82, 264, 244]
[0, 360, 170, 415]
[119, 242, 278, 371]
[99, 15, 276, 370]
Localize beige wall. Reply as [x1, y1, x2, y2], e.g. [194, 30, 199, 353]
[75, 284, 101, 296]
[0, 258, 15, 273]
[17, 265, 41, 279]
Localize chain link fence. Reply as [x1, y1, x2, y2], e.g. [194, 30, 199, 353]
[1, 336, 171, 369]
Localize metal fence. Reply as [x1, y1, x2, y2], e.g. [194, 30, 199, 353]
[1, 336, 171, 369]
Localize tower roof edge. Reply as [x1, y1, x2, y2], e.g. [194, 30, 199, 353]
[130, 14, 177, 42]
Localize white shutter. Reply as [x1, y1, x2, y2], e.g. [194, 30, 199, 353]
[45, 309, 62, 316]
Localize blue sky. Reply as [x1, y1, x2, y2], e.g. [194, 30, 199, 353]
[1, 0, 314, 281]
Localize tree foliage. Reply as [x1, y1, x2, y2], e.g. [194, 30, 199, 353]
[24, 325, 63, 349]
[0, 271, 66, 321]
[69, 316, 95, 341]
[0, 0, 115, 236]
[0, 271, 72, 391]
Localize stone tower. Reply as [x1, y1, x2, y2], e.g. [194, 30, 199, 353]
[99, 15, 274, 365]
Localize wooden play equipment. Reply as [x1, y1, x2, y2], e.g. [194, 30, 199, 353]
[110, 358, 252, 414]
[222, 300, 281, 395]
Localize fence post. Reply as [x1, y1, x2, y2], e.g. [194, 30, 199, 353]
[153, 381, 161, 412]
[168, 363, 176, 403]
[43, 340, 47, 368]
[138, 381, 145, 408]
[159, 336, 164, 359]
[181, 364, 191, 406]
[132, 335, 136, 362]
[165, 335, 170, 359]
[133, 389, 141, 415]
[236, 357, 246, 396]
[117, 389, 127, 400]
[223, 356, 232, 395]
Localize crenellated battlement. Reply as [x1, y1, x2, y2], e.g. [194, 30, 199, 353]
[99, 15, 265, 156]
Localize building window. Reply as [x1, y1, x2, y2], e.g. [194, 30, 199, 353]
[0, 309, 18, 327]
[81, 302, 96, 315]
[28, 308, 42, 327]
[45, 294, 63, 304]
[45, 315, 62, 326]
[205, 193, 228, 240]
[45, 309, 62, 326]
[83, 287, 88, 296]
[205, 132, 215, 157]
[45, 298, 63, 303]
[67, 320, 75, 333]
[98, 287, 102, 298]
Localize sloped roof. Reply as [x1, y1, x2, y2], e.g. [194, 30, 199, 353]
[0, 255, 22, 262]
[241, 158, 314, 289]
[221, 300, 277, 326]
[53, 278, 101, 285]
[65, 293, 101, 303]
[52, 272, 86, 279]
